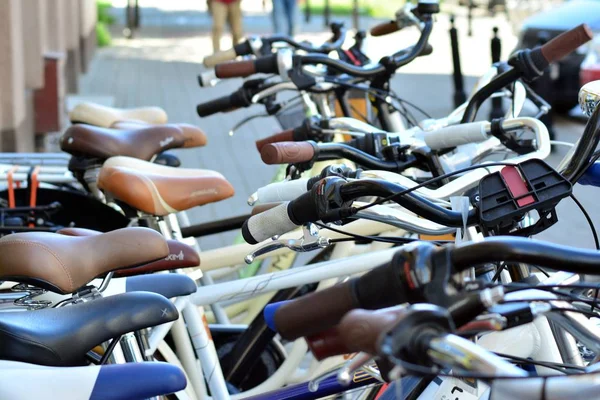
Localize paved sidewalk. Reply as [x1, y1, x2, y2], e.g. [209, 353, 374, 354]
[79, 5, 597, 250]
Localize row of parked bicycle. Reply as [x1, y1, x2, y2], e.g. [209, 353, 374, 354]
[2, 1, 600, 399]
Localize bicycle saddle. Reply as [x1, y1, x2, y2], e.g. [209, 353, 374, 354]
[60, 124, 186, 161]
[98, 156, 235, 216]
[112, 120, 208, 148]
[0, 361, 186, 400]
[69, 102, 168, 126]
[0, 292, 178, 367]
[0, 228, 169, 294]
[58, 228, 201, 277]
[125, 274, 197, 298]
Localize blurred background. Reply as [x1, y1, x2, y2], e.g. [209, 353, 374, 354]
[1, 0, 599, 248]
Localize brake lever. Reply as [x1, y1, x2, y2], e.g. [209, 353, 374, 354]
[228, 113, 271, 136]
[244, 224, 331, 263]
[337, 352, 380, 386]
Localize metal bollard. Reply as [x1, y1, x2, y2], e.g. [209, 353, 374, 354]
[489, 27, 505, 120]
[450, 16, 467, 109]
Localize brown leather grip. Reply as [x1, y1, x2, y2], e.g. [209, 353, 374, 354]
[274, 281, 355, 340]
[306, 306, 407, 359]
[260, 142, 315, 165]
[540, 24, 593, 64]
[370, 21, 399, 37]
[214, 60, 256, 78]
[255, 129, 295, 152]
[338, 307, 407, 355]
[251, 202, 282, 216]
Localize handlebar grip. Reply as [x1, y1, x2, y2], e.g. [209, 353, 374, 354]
[198, 70, 219, 87]
[251, 202, 282, 216]
[241, 202, 300, 244]
[203, 48, 238, 68]
[266, 251, 410, 340]
[261, 142, 316, 164]
[423, 121, 487, 150]
[337, 307, 407, 355]
[196, 91, 247, 117]
[540, 24, 593, 65]
[256, 178, 310, 203]
[370, 21, 399, 37]
[265, 281, 356, 340]
[256, 129, 295, 152]
[306, 306, 407, 360]
[215, 60, 257, 79]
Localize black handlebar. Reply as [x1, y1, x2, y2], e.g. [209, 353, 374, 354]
[339, 179, 478, 227]
[314, 142, 418, 171]
[297, 19, 434, 78]
[451, 236, 600, 275]
[287, 177, 477, 229]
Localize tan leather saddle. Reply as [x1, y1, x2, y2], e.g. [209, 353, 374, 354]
[0, 227, 168, 293]
[98, 156, 235, 216]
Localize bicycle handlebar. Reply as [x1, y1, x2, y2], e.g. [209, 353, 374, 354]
[461, 24, 592, 123]
[451, 236, 600, 274]
[196, 89, 250, 117]
[204, 23, 347, 67]
[242, 177, 475, 244]
[211, 18, 433, 81]
[266, 235, 600, 340]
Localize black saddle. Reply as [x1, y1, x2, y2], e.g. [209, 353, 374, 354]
[0, 292, 178, 366]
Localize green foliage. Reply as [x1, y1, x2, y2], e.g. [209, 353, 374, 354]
[97, 0, 116, 25]
[96, 1, 114, 47]
[96, 22, 112, 47]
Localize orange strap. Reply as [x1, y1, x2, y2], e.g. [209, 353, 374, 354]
[6, 166, 19, 208]
[29, 166, 40, 208]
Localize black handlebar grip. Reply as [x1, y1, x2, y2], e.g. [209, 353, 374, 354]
[234, 40, 254, 57]
[254, 54, 279, 74]
[196, 91, 248, 117]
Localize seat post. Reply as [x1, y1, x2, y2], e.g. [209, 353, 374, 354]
[83, 167, 105, 201]
[165, 212, 231, 325]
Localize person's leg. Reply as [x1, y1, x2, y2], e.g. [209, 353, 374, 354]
[227, 0, 244, 46]
[211, 1, 228, 52]
[283, 0, 298, 36]
[272, 0, 285, 34]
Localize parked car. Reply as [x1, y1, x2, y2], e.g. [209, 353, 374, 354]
[516, 0, 600, 113]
